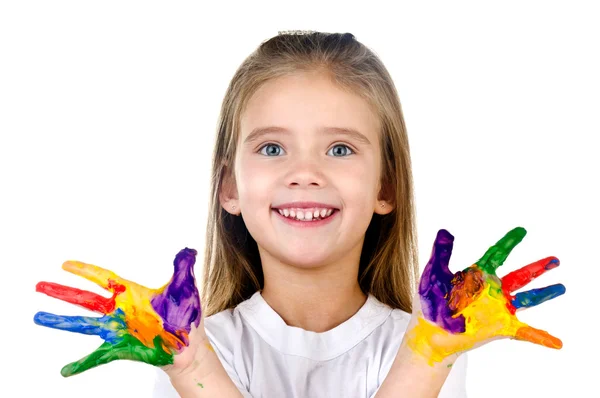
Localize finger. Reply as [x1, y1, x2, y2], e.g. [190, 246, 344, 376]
[36, 281, 116, 313]
[511, 283, 566, 311]
[476, 227, 527, 274]
[62, 260, 125, 291]
[60, 334, 174, 377]
[420, 229, 455, 291]
[419, 230, 466, 333]
[152, 248, 201, 335]
[514, 324, 563, 349]
[502, 256, 560, 293]
[33, 310, 127, 343]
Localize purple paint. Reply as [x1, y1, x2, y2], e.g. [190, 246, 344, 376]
[151, 248, 201, 345]
[419, 230, 466, 333]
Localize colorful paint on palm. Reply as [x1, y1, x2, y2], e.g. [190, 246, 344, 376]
[34, 248, 201, 376]
[407, 227, 566, 365]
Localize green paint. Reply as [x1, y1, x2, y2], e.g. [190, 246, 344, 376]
[447, 363, 453, 368]
[486, 275, 504, 299]
[60, 334, 173, 377]
[197, 383, 204, 388]
[476, 227, 526, 274]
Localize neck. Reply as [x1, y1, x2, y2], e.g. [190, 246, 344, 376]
[259, 249, 368, 333]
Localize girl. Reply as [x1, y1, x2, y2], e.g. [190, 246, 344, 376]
[159, 30, 465, 396]
[35, 30, 564, 398]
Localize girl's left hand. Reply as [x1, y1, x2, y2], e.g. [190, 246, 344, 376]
[405, 227, 566, 365]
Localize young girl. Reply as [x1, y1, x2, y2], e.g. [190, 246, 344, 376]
[35, 30, 564, 398]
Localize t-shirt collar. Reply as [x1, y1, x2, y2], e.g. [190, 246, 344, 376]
[237, 291, 392, 360]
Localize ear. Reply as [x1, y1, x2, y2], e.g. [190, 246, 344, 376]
[374, 199, 394, 215]
[374, 177, 395, 216]
[219, 165, 240, 216]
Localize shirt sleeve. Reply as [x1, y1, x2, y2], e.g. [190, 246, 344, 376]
[368, 353, 468, 398]
[151, 361, 254, 398]
[208, 335, 254, 398]
[150, 336, 254, 398]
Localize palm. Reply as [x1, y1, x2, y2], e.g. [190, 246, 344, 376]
[34, 248, 202, 377]
[407, 227, 565, 364]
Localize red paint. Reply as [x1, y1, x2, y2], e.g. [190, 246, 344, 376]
[505, 300, 517, 315]
[501, 256, 559, 315]
[107, 279, 127, 294]
[272, 209, 339, 228]
[36, 281, 118, 313]
[502, 256, 559, 293]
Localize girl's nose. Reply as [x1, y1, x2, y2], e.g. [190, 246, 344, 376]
[284, 156, 326, 188]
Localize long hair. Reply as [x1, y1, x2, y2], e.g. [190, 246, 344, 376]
[201, 31, 419, 316]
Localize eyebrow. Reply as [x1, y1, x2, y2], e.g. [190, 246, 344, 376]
[244, 126, 372, 146]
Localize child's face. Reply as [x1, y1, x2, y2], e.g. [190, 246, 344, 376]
[224, 70, 393, 270]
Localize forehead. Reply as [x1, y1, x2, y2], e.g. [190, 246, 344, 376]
[240, 71, 380, 139]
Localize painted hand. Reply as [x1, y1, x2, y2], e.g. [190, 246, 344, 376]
[406, 227, 565, 365]
[34, 248, 202, 377]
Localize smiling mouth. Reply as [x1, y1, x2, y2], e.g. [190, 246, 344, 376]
[272, 208, 339, 222]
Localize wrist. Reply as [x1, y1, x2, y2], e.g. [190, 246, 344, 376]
[397, 335, 460, 373]
[166, 338, 244, 398]
[404, 315, 465, 366]
[166, 337, 220, 382]
[375, 338, 457, 398]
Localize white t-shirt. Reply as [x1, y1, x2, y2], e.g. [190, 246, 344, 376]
[154, 291, 468, 397]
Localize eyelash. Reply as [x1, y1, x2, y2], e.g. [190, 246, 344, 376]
[257, 142, 356, 157]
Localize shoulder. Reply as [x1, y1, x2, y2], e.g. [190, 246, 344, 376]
[388, 307, 411, 330]
[204, 291, 261, 335]
[360, 298, 411, 366]
[204, 306, 244, 353]
[370, 297, 412, 338]
[368, 301, 468, 397]
[205, 307, 238, 332]
[203, 295, 261, 358]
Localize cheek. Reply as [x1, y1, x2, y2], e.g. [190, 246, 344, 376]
[237, 162, 273, 203]
[337, 164, 376, 199]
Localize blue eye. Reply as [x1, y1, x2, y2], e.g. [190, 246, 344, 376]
[327, 144, 354, 157]
[259, 143, 284, 156]
[258, 143, 354, 157]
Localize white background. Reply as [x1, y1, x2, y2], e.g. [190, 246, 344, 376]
[1, 1, 598, 397]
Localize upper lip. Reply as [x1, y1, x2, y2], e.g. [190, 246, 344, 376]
[272, 201, 339, 210]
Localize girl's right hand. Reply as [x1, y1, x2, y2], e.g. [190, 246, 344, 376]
[404, 227, 566, 365]
[34, 248, 205, 378]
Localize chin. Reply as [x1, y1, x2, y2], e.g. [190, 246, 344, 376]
[279, 251, 335, 269]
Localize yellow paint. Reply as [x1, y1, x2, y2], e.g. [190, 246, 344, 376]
[406, 274, 551, 365]
[62, 261, 186, 352]
[205, 340, 215, 352]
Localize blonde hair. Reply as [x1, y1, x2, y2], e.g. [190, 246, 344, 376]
[201, 31, 419, 316]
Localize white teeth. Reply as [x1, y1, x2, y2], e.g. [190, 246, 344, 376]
[276, 207, 335, 221]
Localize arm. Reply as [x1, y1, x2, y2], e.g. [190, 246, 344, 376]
[378, 227, 564, 397]
[34, 248, 249, 397]
[166, 334, 246, 398]
[375, 339, 457, 398]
